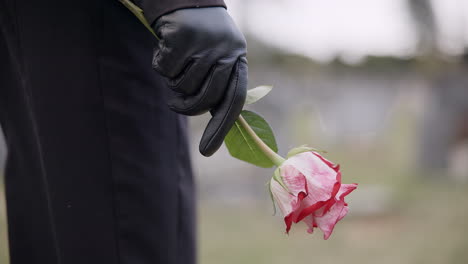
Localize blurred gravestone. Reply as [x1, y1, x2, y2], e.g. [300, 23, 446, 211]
[418, 65, 468, 175]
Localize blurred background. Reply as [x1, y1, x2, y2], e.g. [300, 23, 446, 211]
[2, 0, 468, 263]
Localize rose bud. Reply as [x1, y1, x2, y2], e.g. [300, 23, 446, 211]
[269, 151, 357, 239]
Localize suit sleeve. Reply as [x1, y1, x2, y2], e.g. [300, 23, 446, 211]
[133, 0, 227, 25]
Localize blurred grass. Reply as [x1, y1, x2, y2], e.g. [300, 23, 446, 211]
[198, 173, 468, 264]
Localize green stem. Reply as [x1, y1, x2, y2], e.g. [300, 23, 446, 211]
[237, 115, 286, 167]
[119, 0, 160, 40]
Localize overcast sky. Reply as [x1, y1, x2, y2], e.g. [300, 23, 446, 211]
[225, 0, 468, 62]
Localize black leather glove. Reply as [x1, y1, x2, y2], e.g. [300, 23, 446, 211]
[152, 7, 247, 157]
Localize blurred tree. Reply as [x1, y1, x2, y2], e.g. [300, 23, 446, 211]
[407, 0, 438, 54]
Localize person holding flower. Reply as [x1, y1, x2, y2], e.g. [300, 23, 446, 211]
[0, 0, 247, 263]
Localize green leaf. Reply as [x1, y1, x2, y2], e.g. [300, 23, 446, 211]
[224, 110, 278, 168]
[245, 85, 273, 105]
[286, 145, 327, 159]
[119, 0, 159, 40]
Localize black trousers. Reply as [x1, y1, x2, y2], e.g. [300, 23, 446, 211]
[0, 1, 196, 263]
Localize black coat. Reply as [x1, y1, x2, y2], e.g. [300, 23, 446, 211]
[0, 0, 224, 263]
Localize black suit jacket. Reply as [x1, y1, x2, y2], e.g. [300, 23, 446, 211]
[0, 0, 224, 264]
[134, 0, 226, 24]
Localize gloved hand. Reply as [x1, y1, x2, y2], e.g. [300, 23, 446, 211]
[152, 7, 247, 157]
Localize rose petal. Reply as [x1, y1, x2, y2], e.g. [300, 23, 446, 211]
[296, 199, 327, 223]
[337, 183, 358, 200]
[312, 152, 340, 173]
[303, 215, 317, 234]
[270, 179, 296, 217]
[281, 152, 342, 216]
[285, 152, 338, 189]
[314, 200, 348, 240]
[270, 179, 305, 233]
[272, 151, 357, 238]
[337, 204, 349, 222]
[280, 165, 307, 196]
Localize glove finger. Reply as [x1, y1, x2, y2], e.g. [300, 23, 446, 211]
[199, 57, 248, 157]
[164, 56, 215, 96]
[168, 57, 237, 116]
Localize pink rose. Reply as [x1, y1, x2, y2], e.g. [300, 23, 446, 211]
[269, 151, 357, 239]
